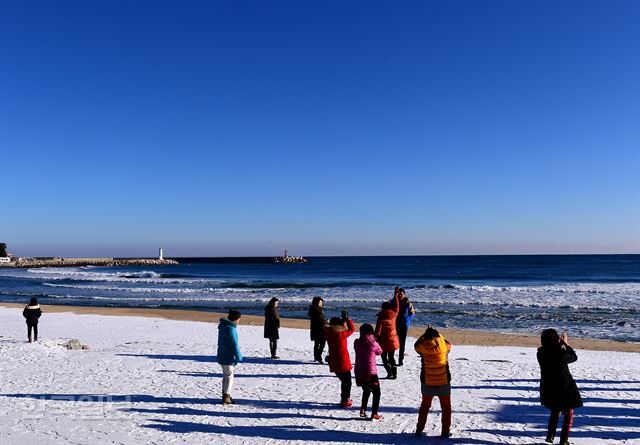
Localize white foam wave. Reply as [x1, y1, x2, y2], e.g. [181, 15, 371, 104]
[45, 294, 271, 303]
[37, 281, 640, 310]
[11, 268, 216, 285]
[42, 283, 257, 294]
[443, 283, 640, 296]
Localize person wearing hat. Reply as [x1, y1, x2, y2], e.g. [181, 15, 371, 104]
[217, 309, 243, 405]
[264, 297, 281, 359]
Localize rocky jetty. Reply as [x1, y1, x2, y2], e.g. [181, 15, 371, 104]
[0, 257, 178, 268]
[274, 255, 308, 264]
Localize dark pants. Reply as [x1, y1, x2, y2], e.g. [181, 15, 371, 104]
[397, 325, 408, 363]
[27, 322, 38, 341]
[417, 394, 451, 434]
[313, 339, 326, 362]
[269, 339, 278, 357]
[547, 409, 573, 443]
[335, 371, 352, 403]
[361, 382, 381, 414]
[381, 351, 397, 377]
[381, 351, 396, 368]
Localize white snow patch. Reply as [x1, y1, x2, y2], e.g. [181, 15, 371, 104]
[0, 307, 638, 444]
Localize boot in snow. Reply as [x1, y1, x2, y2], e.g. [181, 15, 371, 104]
[340, 398, 353, 408]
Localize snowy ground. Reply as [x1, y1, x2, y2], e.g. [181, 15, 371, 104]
[0, 307, 638, 445]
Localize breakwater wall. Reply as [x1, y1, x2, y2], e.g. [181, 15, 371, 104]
[0, 258, 179, 268]
[171, 256, 308, 264]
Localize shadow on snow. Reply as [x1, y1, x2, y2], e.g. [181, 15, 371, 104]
[142, 419, 497, 444]
[116, 353, 311, 366]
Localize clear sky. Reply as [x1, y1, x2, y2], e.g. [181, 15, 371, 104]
[1, 1, 638, 257]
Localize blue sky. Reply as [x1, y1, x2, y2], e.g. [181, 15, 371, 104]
[1, 1, 638, 256]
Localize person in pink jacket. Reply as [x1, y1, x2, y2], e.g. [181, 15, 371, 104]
[354, 323, 383, 420]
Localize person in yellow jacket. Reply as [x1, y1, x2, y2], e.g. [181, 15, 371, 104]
[414, 325, 452, 439]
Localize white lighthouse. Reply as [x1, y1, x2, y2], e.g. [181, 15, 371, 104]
[159, 248, 164, 261]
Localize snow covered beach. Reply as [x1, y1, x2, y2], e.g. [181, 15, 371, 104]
[0, 307, 638, 444]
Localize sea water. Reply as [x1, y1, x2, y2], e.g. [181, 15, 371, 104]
[0, 255, 638, 342]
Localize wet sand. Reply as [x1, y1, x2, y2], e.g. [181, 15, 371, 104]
[2, 302, 638, 353]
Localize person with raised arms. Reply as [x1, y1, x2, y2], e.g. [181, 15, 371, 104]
[324, 309, 356, 408]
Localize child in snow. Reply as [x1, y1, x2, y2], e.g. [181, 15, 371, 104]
[217, 309, 243, 405]
[264, 297, 280, 359]
[375, 288, 400, 379]
[537, 329, 583, 445]
[414, 325, 452, 439]
[308, 297, 326, 363]
[353, 323, 382, 420]
[23, 297, 42, 342]
[323, 310, 355, 407]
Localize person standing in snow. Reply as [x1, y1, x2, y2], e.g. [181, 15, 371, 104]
[354, 323, 383, 420]
[23, 297, 42, 343]
[374, 288, 400, 379]
[217, 309, 243, 405]
[264, 297, 280, 359]
[414, 325, 452, 439]
[395, 288, 415, 366]
[537, 329, 583, 445]
[324, 310, 355, 407]
[308, 297, 326, 364]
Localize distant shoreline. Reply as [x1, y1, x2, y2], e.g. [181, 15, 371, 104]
[2, 302, 638, 353]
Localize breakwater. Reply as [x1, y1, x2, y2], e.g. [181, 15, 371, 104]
[173, 256, 308, 264]
[0, 257, 179, 268]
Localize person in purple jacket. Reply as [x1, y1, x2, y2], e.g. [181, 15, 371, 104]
[353, 323, 383, 421]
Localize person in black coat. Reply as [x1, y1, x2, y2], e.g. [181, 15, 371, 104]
[23, 297, 42, 342]
[308, 297, 325, 363]
[264, 298, 280, 359]
[537, 328, 583, 445]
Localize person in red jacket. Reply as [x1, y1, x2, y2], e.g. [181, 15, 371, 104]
[324, 310, 356, 407]
[375, 288, 400, 379]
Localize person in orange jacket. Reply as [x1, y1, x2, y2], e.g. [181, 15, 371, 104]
[414, 325, 452, 439]
[324, 310, 356, 407]
[375, 287, 400, 379]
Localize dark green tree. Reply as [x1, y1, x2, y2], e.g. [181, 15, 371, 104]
[0, 243, 7, 257]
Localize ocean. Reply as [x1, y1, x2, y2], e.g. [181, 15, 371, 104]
[1, 255, 638, 342]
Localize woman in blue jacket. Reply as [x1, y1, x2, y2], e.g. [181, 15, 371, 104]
[395, 288, 415, 366]
[217, 310, 243, 404]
